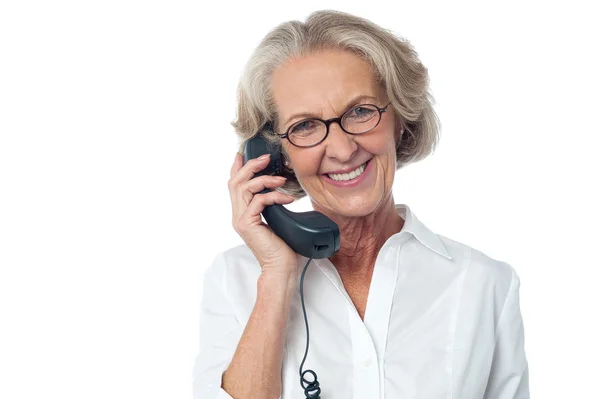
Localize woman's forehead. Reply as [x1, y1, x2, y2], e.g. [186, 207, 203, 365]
[270, 50, 384, 128]
[274, 88, 384, 126]
[271, 51, 379, 99]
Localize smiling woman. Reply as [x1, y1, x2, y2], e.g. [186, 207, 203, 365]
[232, 18, 440, 201]
[270, 49, 401, 219]
[193, 9, 529, 399]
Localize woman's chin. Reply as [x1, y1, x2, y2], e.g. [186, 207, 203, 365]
[314, 193, 383, 219]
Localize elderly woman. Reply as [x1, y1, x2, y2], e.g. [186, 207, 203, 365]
[193, 10, 529, 399]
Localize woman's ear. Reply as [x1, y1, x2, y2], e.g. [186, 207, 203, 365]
[279, 144, 292, 170]
[392, 113, 401, 140]
[394, 124, 404, 143]
[283, 155, 293, 171]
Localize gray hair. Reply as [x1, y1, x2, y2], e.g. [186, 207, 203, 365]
[231, 9, 441, 199]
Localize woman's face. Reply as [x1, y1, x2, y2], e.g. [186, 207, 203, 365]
[271, 49, 400, 218]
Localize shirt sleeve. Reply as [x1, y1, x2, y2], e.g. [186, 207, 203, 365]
[483, 265, 530, 399]
[192, 252, 241, 399]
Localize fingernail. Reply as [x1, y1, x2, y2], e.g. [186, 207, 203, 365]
[275, 176, 286, 180]
[258, 154, 270, 160]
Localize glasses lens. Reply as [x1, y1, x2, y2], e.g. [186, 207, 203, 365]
[342, 105, 380, 134]
[288, 119, 327, 147]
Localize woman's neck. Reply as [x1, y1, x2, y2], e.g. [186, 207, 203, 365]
[313, 195, 405, 278]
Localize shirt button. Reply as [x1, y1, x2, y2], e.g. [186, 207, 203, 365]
[364, 358, 373, 367]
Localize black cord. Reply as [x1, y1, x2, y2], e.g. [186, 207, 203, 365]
[298, 246, 321, 399]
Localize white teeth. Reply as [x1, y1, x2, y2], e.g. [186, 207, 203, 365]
[327, 162, 367, 181]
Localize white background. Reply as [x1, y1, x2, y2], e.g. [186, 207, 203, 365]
[1, 0, 598, 398]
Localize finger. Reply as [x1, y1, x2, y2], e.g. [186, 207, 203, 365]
[229, 154, 271, 186]
[239, 176, 287, 207]
[229, 153, 247, 224]
[232, 176, 286, 231]
[229, 154, 277, 228]
[237, 191, 295, 234]
[241, 175, 287, 197]
[229, 152, 243, 179]
[243, 191, 295, 222]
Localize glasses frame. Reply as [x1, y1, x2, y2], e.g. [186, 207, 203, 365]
[276, 101, 393, 148]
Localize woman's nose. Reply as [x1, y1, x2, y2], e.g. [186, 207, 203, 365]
[324, 122, 358, 162]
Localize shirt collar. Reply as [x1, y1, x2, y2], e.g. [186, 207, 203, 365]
[395, 203, 453, 260]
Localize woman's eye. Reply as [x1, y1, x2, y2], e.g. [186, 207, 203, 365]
[352, 106, 373, 116]
[291, 120, 318, 134]
[296, 121, 311, 130]
[345, 106, 376, 121]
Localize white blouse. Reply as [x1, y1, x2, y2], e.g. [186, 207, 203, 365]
[193, 203, 530, 398]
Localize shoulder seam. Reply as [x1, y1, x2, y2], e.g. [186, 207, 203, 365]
[494, 262, 516, 344]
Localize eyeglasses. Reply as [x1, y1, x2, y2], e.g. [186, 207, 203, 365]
[275, 101, 392, 148]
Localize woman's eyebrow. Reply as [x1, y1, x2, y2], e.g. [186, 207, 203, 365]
[283, 94, 378, 127]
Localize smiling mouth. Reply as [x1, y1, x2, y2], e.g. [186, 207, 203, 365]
[326, 160, 369, 182]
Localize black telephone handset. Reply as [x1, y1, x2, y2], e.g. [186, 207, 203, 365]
[243, 132, 340, 259]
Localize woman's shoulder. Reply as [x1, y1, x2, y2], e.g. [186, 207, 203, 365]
[203, 244, 261, 287]
[436, 233, 517, 292]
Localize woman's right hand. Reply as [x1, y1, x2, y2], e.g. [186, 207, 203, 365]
[228, 152, 299, 279]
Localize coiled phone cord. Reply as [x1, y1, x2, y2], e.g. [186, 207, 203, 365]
[298, 246, 322, 399]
